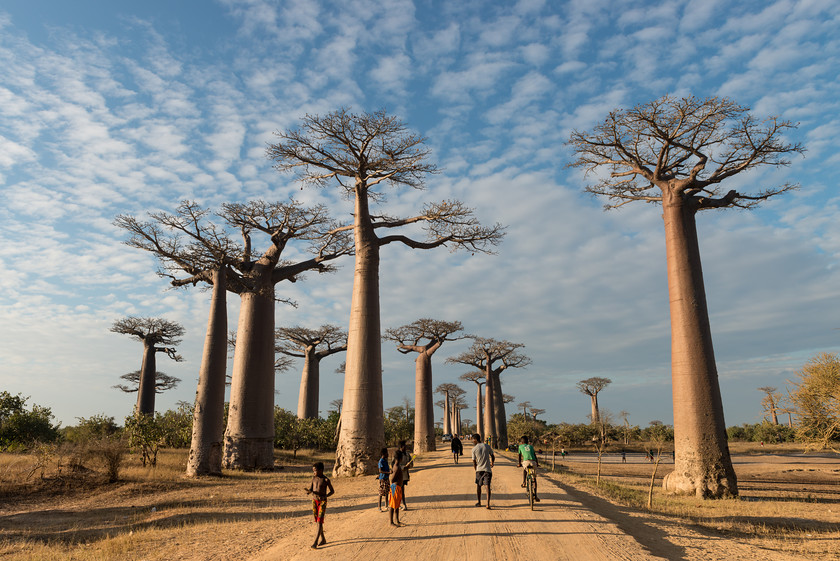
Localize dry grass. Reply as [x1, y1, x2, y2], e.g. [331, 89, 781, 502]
[0, 447, 335, 561]
[542, 445, 840, 559]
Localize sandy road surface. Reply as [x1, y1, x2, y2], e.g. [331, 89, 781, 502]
[250, 450, 807, 561]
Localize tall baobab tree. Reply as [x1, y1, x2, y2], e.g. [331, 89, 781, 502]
[500, 393, 516, 446]
[448, 338, 531, 448]
[275, 325, 348, 419]
[529, 408, 545, 420]
[568, 95, 803, 498]
[110, 317, 184, 416]
[268, 109, 505, 475]
[329, 399, 343, 415]
[436, 383, 460, 435]
[117, 201, 351, 472]
[449, 386, 467, 435]
[518, 401, 532, 418]
[577, 377, 611, 425]
[384, 319, 464, 452]
[459, 371, 485, 438]
[757, 386, 781, 425]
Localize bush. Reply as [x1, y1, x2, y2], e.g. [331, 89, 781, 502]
[87, 437, 128, 482]
[62, 414, 121, 444]
[0, 392, 61, 450]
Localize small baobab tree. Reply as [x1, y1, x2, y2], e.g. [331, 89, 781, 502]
[569, 95, 803, 497]
[448, 338, 531, 448]
[110, 317, 184, 416]
[268, 109, 505, 476]
[275, 325, 348, 419]
[577, 377, 611, 425]
[114, 370, 181, 395]
[758, 386, 781, 425]
[530, 408, 545, 420]
[384, 319, 464, 452]
[518, 401, 532, 419]
[330, 399, 343, 415]
[459, 371, 485, 438]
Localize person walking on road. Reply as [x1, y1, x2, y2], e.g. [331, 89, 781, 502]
[471, 433, 495, 509]
[451, 434, 463, 464]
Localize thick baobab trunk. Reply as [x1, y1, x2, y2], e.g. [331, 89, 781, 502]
[136, 343, 157, 415]
[187, 268, 228, 477]
[224, 288, 276, 470]
[590, 394, 600, 424]
[770, 405, 778, 425]
[475, 384, 483, 438]
[334, 192, 384, 476]
[483, 366, 497, 446]
[660, 193, 737, 498]
[414, 353, 436, 452]
[443, 393, 451, 434]
[492, 371, 508, 447]
[297, 348, 320, 419]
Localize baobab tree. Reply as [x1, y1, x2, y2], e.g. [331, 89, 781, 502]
[568, 95, 803, 498]
[435, 383, 460, 435]
[448, 338, 531, 448]
[530, 408, 545, 420]
[449, 386, 467, 435]
[577, 377, 611, 425]
[518, 401, 532, 418]
[459, 371, 485, 438]
[757, 386, 781, 425]
[110, 317, 184, 416]
[268, 109, 505, 475]
[384, 319, 464, 452]
[117, 200, 351, 472]
[329, 399, 343, 415]
[500, 393, 517, 446]
[275, 325, 348, 419]
[113, 370, 181, 394]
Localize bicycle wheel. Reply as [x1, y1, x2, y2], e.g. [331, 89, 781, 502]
[527, 470, 535, 510]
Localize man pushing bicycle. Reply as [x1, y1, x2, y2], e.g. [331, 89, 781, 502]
[517, 436, 540, 503]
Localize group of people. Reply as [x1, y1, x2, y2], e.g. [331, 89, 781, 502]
[303, 434, 542, 548]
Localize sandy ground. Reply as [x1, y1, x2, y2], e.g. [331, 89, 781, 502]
[249, 450, 814, 561]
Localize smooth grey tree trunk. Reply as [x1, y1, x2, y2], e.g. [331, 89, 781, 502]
[297, 348, 320, 419]
[475, 383, 483, 438]
[590, 394, 600, 424]
[136, 343, 157, 415]
[443, 392, 451, 434]
[660, 192, 737, 498]
[223, 289, 276, 470]
[187, 267, 228, 476]
[483, 365, 497, 446]
[492, 370, 508, 447]
[334, 191, 384, 476]
[414, 353, 436, 452]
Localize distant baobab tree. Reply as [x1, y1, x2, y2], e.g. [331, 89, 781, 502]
[757, 386, 781, 425]
[435, 383, 460, 435]
[329, 399, 343, 415]
[518, 401, 532, 418]
[116, 200, 351, 472]
[268, 109, 505, 475]
[275, 325, 348, 419]
[529, 408, 545, 420]
[110, 317, 184, 416]
[448, 338, 531, 448]
[459, 371, 485, 438]
[577, 377, 611, 425]
[569, 95, 803, 498]
[113, 370, 181, 394]
[385, 319, 465, 452]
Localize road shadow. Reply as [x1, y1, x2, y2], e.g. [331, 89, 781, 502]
[544, 477, 688, 560]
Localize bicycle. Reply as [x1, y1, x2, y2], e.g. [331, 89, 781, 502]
[524, 465, 536, 510]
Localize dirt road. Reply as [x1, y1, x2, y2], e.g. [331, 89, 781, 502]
[249, 450, 810, 561]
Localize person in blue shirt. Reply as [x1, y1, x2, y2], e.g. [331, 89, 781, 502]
[377, 447, 390, 511]
[517, 436, 540, 502]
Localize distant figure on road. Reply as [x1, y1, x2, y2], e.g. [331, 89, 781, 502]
[472, 433, 495, 509]
[389, 450, 405, 526]
[561, 447, 566, 459]
[621, 450, 626, 464]
[378, 448, 391, 511]
[451, 434, 463, 463]
[305, 461, 334, 549]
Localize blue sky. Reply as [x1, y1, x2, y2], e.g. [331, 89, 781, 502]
[1, 0, 839, 431]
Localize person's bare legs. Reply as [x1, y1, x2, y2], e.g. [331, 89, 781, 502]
[475, 484, 482, 506]
[486, 484, 492, 509]
[312, 522, 325, 548]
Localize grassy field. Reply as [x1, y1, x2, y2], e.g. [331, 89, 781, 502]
[1, 442, 838, 560]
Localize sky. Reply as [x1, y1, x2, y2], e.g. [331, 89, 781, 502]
[1, 0, 839, 432]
